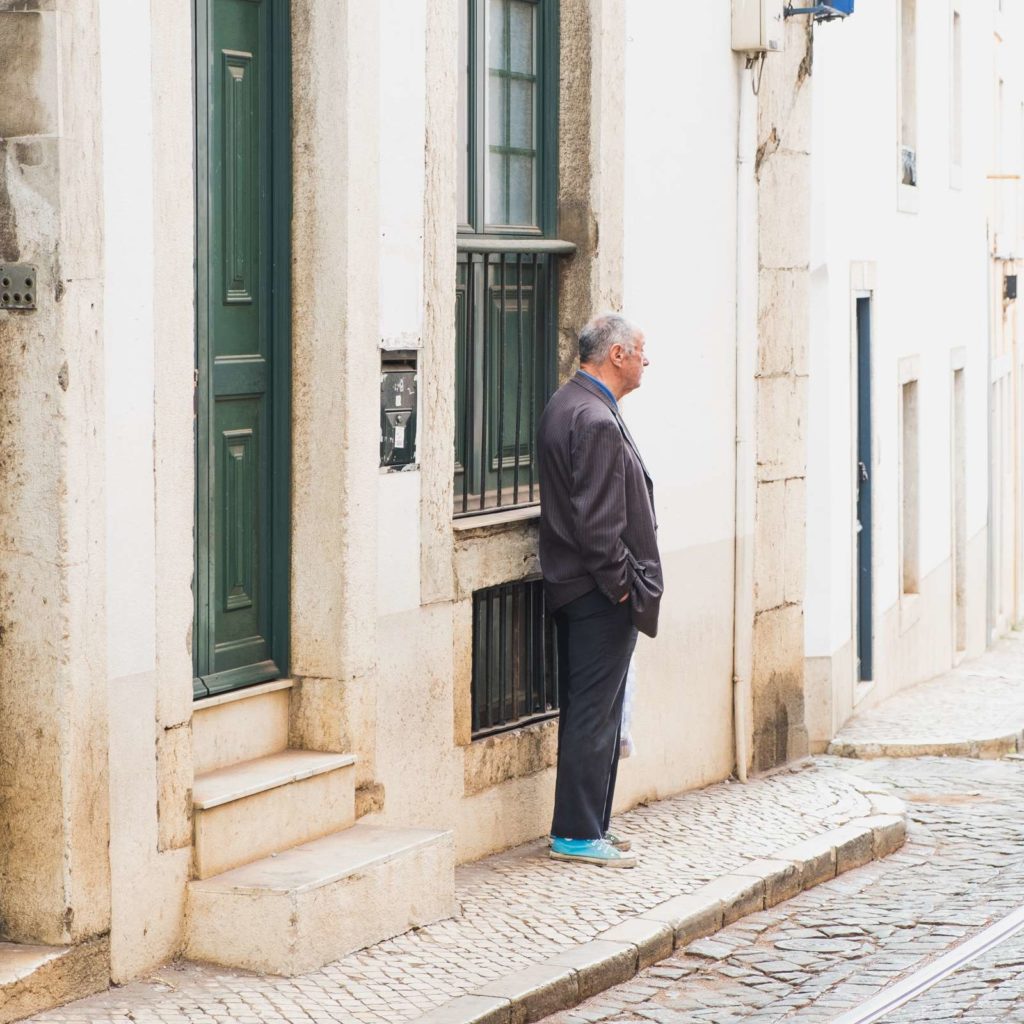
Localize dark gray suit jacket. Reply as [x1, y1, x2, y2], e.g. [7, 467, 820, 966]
[537, 371, 663, 637]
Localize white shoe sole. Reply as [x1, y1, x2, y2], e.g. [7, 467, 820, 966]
[549, 850, 637, 868]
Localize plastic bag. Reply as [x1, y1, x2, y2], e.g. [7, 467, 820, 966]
[619, 654, 637, 758]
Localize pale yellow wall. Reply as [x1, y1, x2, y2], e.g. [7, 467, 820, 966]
[0, 0, 111, 948]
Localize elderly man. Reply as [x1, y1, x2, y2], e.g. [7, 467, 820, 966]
[537, 313, 663, 868]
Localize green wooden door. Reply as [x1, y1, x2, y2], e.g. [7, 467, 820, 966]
[194, 0, 290, 699]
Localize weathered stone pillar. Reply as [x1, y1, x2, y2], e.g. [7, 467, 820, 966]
[288, 0, 382, 799]
[0, 1, 111, 945]
[751, 18, 812, 772]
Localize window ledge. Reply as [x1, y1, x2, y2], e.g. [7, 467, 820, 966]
[453, 504, 541, 534]
[457, 236, 577, 255]
[463, 716, 558, 796]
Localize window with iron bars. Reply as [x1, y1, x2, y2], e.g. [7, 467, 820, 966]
[471, 577, 559, 738]
[456, 0, 572, 518]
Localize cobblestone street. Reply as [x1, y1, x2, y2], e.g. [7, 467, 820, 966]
[23, 637, 1024, 1024]
[23, 763, 876, 1024]
[548, 756, 1024, 1023]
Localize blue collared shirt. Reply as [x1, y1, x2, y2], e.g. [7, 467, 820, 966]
[579, 369, 617, 408]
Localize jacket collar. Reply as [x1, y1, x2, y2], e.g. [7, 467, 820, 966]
[571, 369, 617, 411]
[570, 371, 653, 483]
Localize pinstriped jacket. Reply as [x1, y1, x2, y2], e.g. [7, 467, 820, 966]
[536, 371, 663, 638]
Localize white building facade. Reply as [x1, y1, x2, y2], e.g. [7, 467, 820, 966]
[804, 0, 1024, 740]
[0, 1, 1020, 1017]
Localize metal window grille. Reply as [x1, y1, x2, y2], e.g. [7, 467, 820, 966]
[471, 577, 559, 739]
[455, 241, 569, 517]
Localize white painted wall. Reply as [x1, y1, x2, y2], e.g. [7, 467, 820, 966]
[99, 0, 177, 983]
[621, 1, 739, 791]
[624, 0, 738, 557]
[377, 0, 426, 616]
[379, 0, 427, 349]
[805, 3, 1009, 687]
[100, 0, 157, 681]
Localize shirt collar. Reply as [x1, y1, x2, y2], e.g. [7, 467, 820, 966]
[578, 369, 618, 407]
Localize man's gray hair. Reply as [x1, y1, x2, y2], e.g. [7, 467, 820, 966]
[578, 313, 639, 365]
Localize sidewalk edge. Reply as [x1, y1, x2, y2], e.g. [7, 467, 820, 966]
[828, 730, 1024, 760]
[411, 810, 908, 1024]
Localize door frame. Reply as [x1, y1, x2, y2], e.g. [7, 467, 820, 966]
[193, 0, 292, 697]
[850, 289, 875, 707]
[950, 348, 967, 663]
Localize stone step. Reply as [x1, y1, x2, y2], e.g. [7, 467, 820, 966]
[0, 940, 108, 1024]
[185, 823, 456, 976]
[193, 749, 357, 879]
[192, 679, 293, 775]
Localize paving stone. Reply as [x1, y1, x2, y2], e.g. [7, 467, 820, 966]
[594, 923, 672, 972]
[692, 876, 764, 926]
[829, 822, 875, 874]
[476, 965, 577, 1024]
[730, 859, 802, 908]
[771, 833, 837, 890]
[545, 943, 638, 1001]
[637, 894, 724, 949]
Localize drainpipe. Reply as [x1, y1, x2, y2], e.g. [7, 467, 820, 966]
[986, 224, 994, 643]
[732, 55, 759, 783]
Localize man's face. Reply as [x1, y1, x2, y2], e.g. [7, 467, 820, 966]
[615, 332, 648, 396]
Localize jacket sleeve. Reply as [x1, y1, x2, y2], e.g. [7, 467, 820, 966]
[569, 413, 632, 604]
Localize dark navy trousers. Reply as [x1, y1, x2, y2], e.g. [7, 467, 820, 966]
[550, 588, 638, 840]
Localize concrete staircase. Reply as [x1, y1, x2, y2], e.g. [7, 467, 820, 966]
[184, 682, 454, 975]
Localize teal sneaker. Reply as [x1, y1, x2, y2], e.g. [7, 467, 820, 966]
[604, 831, 632, 852]
[548, 832, 632, 852]
[549, 836, 637, 868]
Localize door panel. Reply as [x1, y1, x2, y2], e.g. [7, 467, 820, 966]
[855, 297, 873, 683]
[195, 0, 289, 699]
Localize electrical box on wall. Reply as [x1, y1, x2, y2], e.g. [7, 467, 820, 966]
[732, 0, 784, 52]
[380, 350, 418, 469]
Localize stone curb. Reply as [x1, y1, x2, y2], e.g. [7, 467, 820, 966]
[412, 810, 908, 1024]
[827, 728, 1024, 760]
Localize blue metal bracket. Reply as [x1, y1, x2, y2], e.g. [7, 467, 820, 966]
[784, 2, 853, 21]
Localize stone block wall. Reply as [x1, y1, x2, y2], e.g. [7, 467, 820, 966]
[751, 18, 813, 772]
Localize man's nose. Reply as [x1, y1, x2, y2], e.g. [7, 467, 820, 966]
[642, 356, 650, 367]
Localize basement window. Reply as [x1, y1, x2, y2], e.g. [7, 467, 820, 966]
[471, 577, 559, 738]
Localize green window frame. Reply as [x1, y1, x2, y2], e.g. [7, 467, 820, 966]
[456, 0, 569, 518]
[459, 0, 559, 237]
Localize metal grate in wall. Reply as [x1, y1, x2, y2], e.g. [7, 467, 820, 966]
[471, 577, 559, 738]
